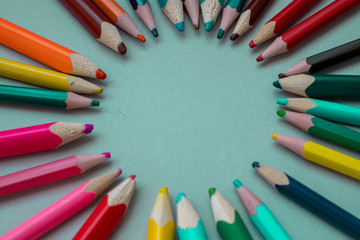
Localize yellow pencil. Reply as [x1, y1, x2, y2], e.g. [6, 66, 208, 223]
[273, 133, 360, 181]
[147, 187, 175, 240]
[0, 58, 103, 94]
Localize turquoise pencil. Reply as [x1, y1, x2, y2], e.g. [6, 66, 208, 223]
[158, 0, 184, 31]
[277, 98, 360, 126]
[176, 193, 208, 240]
[201, 0, 225, 31]
[233, 179, 292, 240]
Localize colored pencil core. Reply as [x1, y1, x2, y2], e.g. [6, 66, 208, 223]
[217, 29, 225, 39]
[249, 40, 256, 48]
[176, 192, 186, 203]
[118, 43, 127, 55]
[159, 187, 168, 194]
[256, 55, 263, 62]
[276, 98, 288, 105]
[83, 124, 94, 134]
[208, 187, 216, 196]
[205, 21, 214, 32]
[278, 73, 286, 78]
[175, 22, 184, 32]
[96, 69, 107, 80]
[233, 179, 243, 188]
[91, 100, 100, 106]
[230, 33, 239, 41]
[252, 162, 260, 168]
[129, 174, 136, 179]
[272, 133, 278, 140]
[102, 152, 111, 158]
[273, 80, 281, 88]
[92, 88, 104, 94]
[137, 34, 146, 42]
[151, 28, 159, 37]
[277, 110, 286, 117]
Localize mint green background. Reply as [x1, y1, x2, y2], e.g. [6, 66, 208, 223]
[0, 1, 359, 239]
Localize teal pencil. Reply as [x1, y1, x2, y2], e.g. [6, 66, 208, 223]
[233, 179, 292, 240]
[158, 0, 184, 31]
[0, 84, 99, 109]
[217, 0, 246, 39]
[176, 193, 208, 240]
[277, 98, 360, 126]
[201, 0, 225, 31]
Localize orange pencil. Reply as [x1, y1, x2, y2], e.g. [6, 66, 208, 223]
[0, 17, 106, 80]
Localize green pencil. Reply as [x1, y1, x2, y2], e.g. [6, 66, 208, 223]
[277, 98, 360, 126]
[0, 84, 99, 109]
[273, 74, 360, 98]
[209, 188, 252, 240]
[277, 110, 360, 151]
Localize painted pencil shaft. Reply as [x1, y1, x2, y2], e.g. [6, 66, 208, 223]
[230, 0, 272, 41]
[74, 175, 136, 240]
[217, 0, 246, 39]
[0, 58, 103, 94]
[209, 188, 253, 240]
[277, 98, 360, 126]
[250, 0, 318, 47]
[0, 169, 121, 240]
[61, 0, 126, 54]
[183, 0, 200, 30]
[279, 38, 360, 77]
[233, 180, 292, 240]
[277, 110, 360, 152]
[0, 84, 99, 109]
[176, 193, 208, 240]
[274, 74, 360, 98]
[272, 133, 360, 180]
[253, 162, 360, 238]
[158, 0, 184, 32]
[129, 0, 158, 37]
[201, 0, 225, 31]
[0, 17, 105, 79]
[147, 187, 175, 240]
[0, 122, 93, 158]
[0, 153, 110, 197]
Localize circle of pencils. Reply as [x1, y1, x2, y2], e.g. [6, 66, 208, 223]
[0, 153, 110, 197]
[277, 110, 360, 152]
[0, 122, 93, 158]
[73, 175, 136, 240]
[0, 169, 121, 240]
[129, 0, 159, 37]
[217, 0, 246, 39]
[252, 162, 360, 238]
[0, 17, 106, 79]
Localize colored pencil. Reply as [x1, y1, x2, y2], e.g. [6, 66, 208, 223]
[176, 193, 208, 240]
[61, 0, 127, 54]
[217, 0, 246, 39]
[0, 122, 93, 158]
[230, 0, 272, 41]
[0, 169, 121, 240]
[201, 0, 225, 32]
[147, 187, 175, 240]
[183, 0, 200, 30]
[129, 0, 159, 37]
[92, 0, 146, 42]
[257, 0, 360, 62]
[277, 98, 360, 126]
[0, 58, 103, 94]
[272, 133, 360, 180]
[0, 17, 106, 79]
[279, 38, 360, 77]
[233, 179, 291, 240]
[249, 0, 318, 48]
[73, 175, 136, 240]
[252, 162, 360, 238]
[209, 188, 252, 240]
[158, 0, 184, 32]
[277, 110, 360, 152]
[273, 74, 360, 98]
[0, 153, 110, 197]
[0, 84, 100, 109]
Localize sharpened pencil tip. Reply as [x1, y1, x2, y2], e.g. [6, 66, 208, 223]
[278, 73, 286, 78]
[230, 33, 239, 41]
[233, 179, 243, 188]
[252, 162, 260, 168]
[272, 133, 278, 141]
[151, 28, 159, 37]
[277, 98, 288, 106]
[129, 174, 136, 180]
[205, 21, 214, 32]
[249, 40, 256, 48]
[91, 100, 100, 106]
[176, 192, 186, 203]
[209, 187, 216, 197]
[92, 88, 103, 94]
[137, 34, 146, 42]
[102, 152, 111, 158]
[273, 80, 281, 89]
[159, 187, 168, 195]
[117, 168, 123, 176]
[118, 42, 127, 55]
[96, 69, 106, 80]
[83, 124, 94, 134]
[277, 110, 286, 118]
[194, 24, 199, 30]
[175, 22, 184, 32]
[256, 55, 263, 62]
[217, 29, 224, 39]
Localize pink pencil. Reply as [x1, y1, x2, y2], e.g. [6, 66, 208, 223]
[0, 153, 111, 197]
[184, 0, 200, 30]
[0, 169, 121, 240]
[0, 122, 93, 158]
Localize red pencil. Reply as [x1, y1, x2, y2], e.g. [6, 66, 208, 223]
[60, 0, 127, 55]
[257, 0, 360, 62]
[73, 175, 136, 240]
[249, 0, 318, 47]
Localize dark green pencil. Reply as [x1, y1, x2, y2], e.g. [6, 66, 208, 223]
[273, 74, 360, 98]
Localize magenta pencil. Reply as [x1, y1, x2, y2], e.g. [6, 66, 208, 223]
[0, 122, 93, 158]
[0, 169, 121, 240]
[0, 153, 111, 197]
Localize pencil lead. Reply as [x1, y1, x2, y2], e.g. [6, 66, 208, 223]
[175, 22, 184, 32]
[151, 28, 159, 37]
[252, 161, 260, 168]
[249, 40, 256, 48]
[102, 152, 111, 158]
[233, 179, 243, 188]
[83, 124, 94, 134]
[276, 98, 288, 106]
[205, 21, 214, 32]
[96, 69, 107, 80]
[176, 192, 186, 203]
[129, 174, 136, 180]
[159, 187, 169, 194]
[91, 100, 100, 107]
[230, 33, 239, 41]
[277, 110, 286, 118]
[217, 29, 225, 39]
[92, 88, 103, 94]
[194, 24, 199, 30]
[137, 34, 146, 42]
[273, 80, 281, 88]
[118, 42, 127, 55]
[256, 55, 264, 62]
[209, 188, 216, 197]
[272, 133, 279, 141]
[278, 73, 286, 78]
